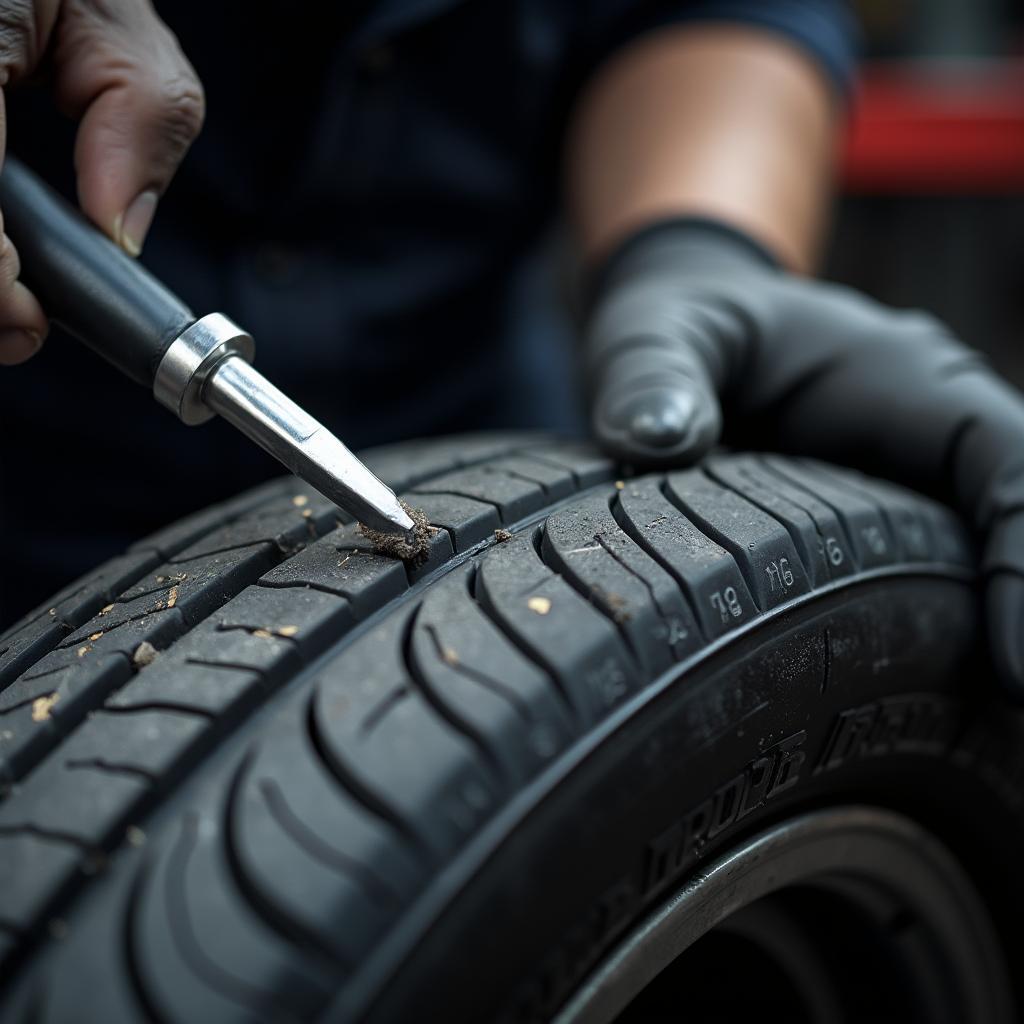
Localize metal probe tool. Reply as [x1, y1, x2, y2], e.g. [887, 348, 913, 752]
[0, 158, 415, 541]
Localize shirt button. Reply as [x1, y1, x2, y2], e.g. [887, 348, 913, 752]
[359, 43, 395, 74]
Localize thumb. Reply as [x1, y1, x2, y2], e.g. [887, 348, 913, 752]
[52, 1, 204, 255]
[586, 291, 727, 467]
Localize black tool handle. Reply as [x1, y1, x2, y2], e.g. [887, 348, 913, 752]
[0, 157, 195, 388]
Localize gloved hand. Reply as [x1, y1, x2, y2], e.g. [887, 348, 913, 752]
[585, 219, 1024, 699]
[0, 0, 204, 364]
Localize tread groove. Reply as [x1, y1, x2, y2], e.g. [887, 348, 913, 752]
[63, 760, 157, 784]
[357, 686, 411, 739]
[304, 694, 427, 854]
[609, 492, 708, 643]
[402, 609, 507, 782]
[0, 824, 94, 850]
[410, 490, 505, 521]
[98, 702, 218, 719]
[124, 862, 171, 1024]
[258, 778, 400, 909]
[422, 624, 533, 723]
[706, 463, 818, 580]
[168, 810, 309, 1010]
[754, 456, 860, 557]
[471, 590, 580, 728]
[223, 760, 350, 971]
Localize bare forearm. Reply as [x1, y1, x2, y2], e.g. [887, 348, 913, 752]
[566, 24, 841, 272]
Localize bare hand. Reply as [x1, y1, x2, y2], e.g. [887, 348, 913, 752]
[0, 0, 204, 363]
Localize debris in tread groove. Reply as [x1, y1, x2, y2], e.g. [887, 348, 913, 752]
[292, 495, 309, 507]
[494, 529, 513, 543]
[132, 642, 158, 668]
[252, 629, 274, 640]
[76, 645, 91, 658]
[277, 625, 299, 637]
[358, 501, 436, 567]
[99, 604, 115, 616]
[126, 825, 146, 847]
[615, 481, 625, 490]
[88, 632, 103, 642]
[166, 586, 179, 609]
[32, 692, 60, 722]
[527, 596, 552, 615]
[48, 608, 56, 616]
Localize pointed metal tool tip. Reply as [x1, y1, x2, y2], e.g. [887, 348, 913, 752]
[202, 356, 418, 537]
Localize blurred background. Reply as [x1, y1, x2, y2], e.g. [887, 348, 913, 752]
[2, 0, 1023, 629]
[828, 0, 1024, 386]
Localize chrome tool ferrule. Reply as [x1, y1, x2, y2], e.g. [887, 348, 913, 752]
[153, 312, 255, 425]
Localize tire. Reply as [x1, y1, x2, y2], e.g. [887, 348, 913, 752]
[0, 432, 1021, 1022]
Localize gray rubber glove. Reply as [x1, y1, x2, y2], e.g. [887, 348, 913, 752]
[585, 219, 1024, 698]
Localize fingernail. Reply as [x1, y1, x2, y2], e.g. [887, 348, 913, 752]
[0, 328, 43, 365]
[119, 190, 158, 257]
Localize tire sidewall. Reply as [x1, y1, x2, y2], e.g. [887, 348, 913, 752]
[358, 575, 1024, 1023]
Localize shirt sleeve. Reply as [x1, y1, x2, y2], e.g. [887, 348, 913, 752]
[582, 0, 859, 99]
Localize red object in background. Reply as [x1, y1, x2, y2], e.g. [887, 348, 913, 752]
[841, 61, 1024, 193]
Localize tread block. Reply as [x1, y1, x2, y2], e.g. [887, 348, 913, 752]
[244, 725, 426, 902]
[411, 569, 576, 780]
[476, 535, 641, 726]
[761, 457, 899, 569]
[164, 498, 321, 567]
[0, 832, 82, 934]
[543, 495, 700, 675]
[58, 709, 209, 780]
[259, 528, 407, 618]
[131, 811, 337, 1022]
[0, 654, 129, 785]
[211, 585, 351, 669]
[665, 470, 811, 611]
[0, 550, 161, 689]
[359, 432, 552, 492]
[410, 465, 547, 525]
[485, 455, 576, 502]
[108, 538, 290, 635]
[706, 455, 855, 584]
[809, 462, 971, 566]
[128, 479, 291, 558]
[0, 710, 205, 850]
[409, 493, 501, 552]
[31, 892, 156, 1024]
[109, 586, 352, 716]
[615, 480, 756, 640]
[526, 442, 616, 489]
[1, 547, 303, 781]
[106, 656, 262, 718]
[312, 609, 502, 858]
[0, 762, 147, 848]
[231, 753, 413, 963]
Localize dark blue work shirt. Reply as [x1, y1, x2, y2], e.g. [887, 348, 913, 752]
[0, 0, 855, 619]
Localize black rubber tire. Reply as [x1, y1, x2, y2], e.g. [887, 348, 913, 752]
[0, 432, 1022, 1022]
